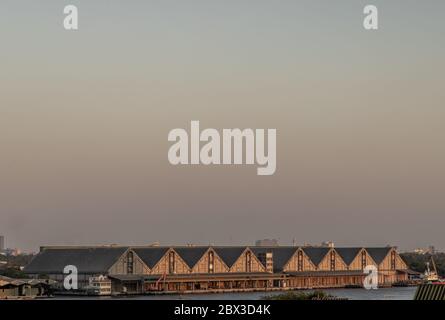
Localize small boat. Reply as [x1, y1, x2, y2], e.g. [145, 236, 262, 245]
[88, 275, 112, 296]
[424, 256, 441, 283]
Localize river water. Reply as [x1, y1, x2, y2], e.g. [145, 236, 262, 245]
[54, 286, 417, 300]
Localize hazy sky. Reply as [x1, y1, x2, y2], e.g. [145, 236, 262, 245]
[1, 1, 444, 252]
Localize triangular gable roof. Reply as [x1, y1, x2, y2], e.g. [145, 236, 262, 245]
[302, 247, 330, 266]
[24, 247, 129, 274]
[365, 247, 392, 264]
[251, 247, 298, 272]
[133, 247, 169, 269]
[335, 248, 363, 265]
[173, 247, 210, 269]
[213, 247, 246, 268]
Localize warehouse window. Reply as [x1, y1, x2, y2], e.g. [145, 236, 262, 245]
[330, 251, 336, 271]
[208, 251, 214, 273]
[391, 251, 396, 270]
[169, 251, 176, 274]
[246, 251, 252, 272]
[297, 250, 303, 271]
[127, 251, 134, 274]
[361, 251, 367, 269]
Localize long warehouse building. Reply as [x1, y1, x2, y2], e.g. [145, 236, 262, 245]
[24, 245, 410, 294]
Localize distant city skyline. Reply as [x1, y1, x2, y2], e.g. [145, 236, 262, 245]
[0, 232, 441, 254]
[1, 1, 445, 252]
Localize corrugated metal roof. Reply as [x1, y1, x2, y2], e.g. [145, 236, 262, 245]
[0, 275, 54, 287]
[133, 247, 169, 269]
[213, 247, 246, 268]
[286, 270, 365, 276]
[365, 247, 392, 264]
[24, 247, 129, 274]
[174, 247, 209, 269]
[302, 247, 330, 266]
[108, 274, 145, 281]
[335, 247, 362, 265]
[145, 272, 278, 281]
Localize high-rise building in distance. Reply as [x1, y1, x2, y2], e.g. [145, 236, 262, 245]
[0, 235, 4, 252]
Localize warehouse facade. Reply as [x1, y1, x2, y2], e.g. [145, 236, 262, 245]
[24, 245, 409, 295]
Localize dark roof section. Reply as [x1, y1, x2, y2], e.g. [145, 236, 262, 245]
[108, 274, 147, 281]
[402, 269, 422, 275]
[143, 272, 278, 280]
[251, 247, 298, 272]
[23, 246, 398, 275]
[366, 247, 392, 264]
[302, 247, 330, 266]
[286, 270, 365, 277]
[24, 247, 128, 274]
[335, 248, 362, 265]
[174, 247, 209, 269]
[213, 247, 246, 267]
[133, 247, 169, 269]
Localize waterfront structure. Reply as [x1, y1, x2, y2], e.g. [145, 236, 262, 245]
[0, 275, 53, 299]
[24, 245, 409, 295]
[414, 283, 445, 300]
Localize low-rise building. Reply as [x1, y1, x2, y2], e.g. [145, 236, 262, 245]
[24, 245, 409, 295]
[0, 275, 54, 299]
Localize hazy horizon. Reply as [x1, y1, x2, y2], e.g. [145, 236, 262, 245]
[1, 1, 444, 252]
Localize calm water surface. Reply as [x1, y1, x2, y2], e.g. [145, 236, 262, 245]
[54, 287, 417, 300]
